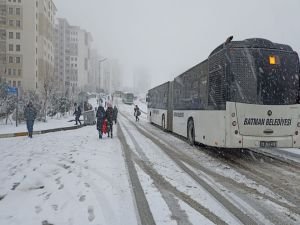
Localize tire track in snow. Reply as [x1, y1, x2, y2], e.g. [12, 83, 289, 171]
[120, 121, 217, 225]
[118, 123, 156, 225]
[120, 112, 258, 225]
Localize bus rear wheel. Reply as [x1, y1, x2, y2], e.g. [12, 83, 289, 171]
[187, 119, 195, 146]
[162, 114, 166, 130]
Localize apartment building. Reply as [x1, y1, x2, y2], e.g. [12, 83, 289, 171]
[54, 18, 92, 96]
[89, 49, 101, 92]
[75, 27, 92, 92]
[0, 0, 56, 93]
[54, 18, 76, 96]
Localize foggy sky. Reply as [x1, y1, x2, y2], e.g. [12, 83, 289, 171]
[53, 0, 300, 89]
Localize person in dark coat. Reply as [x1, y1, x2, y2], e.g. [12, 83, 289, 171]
[113, 106, 118, 124]
[134, 105, 140, 122]
[106, 104, 114, 138]
[73, 103, 82, 125]
[96, 105, 106, 139]
[24, 101, 37, 138]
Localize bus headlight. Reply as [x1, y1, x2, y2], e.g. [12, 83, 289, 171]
[297, 122, 300, 127]
[232, 121, 237, 126]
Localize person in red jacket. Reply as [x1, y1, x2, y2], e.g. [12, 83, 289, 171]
[96, 105, 106, 139]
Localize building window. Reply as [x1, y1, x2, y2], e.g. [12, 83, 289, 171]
[9, 44, 13, 51]
[13, 80, 16, 87]
[9, 32, 13, 39]
[16, 20, 20, 27]
[9, 20, 13, 26]
[16, 8, 20, 15]
[17, 81, 21, 87]
[9, 8, 13, 15]
[9, 56, 13, 63]
[16, 44, 20, 51]
[16, 32, 20, 39]
[13, 69, 16, 76]
[16, 57, 20, 63]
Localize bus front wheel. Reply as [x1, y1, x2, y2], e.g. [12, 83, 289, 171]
[187, 119, 195, 146]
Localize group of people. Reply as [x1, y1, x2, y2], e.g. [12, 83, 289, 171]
[95, 103, 118, 139]
[23, 100, 141, 139]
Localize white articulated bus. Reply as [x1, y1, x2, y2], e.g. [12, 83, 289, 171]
[147, 82, 171, 130]
[147, 37, 300, 148]
[122, 92, 134, 105]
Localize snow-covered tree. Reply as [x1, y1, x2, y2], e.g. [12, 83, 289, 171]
[0, 81, 17, 124]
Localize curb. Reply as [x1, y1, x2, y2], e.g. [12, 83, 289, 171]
[0, 125, 86, 139]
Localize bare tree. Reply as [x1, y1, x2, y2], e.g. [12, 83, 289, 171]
[41, 62, 56, 122]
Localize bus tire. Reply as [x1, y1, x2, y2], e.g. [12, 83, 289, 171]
[162, 114, 166, 130]
[187, 119, 195, 146]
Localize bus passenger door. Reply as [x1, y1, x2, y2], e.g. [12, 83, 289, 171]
[167, 82, 173, 132]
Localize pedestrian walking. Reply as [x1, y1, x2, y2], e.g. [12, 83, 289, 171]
[73, 103, 82, 125]
[106, 103, 114, 138]
[134, 105, 141, 122]
[113, 106, 118, 124]
[24, 101, 37, 138]
[96, 105, 106, 139]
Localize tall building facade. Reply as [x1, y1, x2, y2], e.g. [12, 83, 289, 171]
[54, 18, 92, 96]
[101, 59, 122, 94]
[89, 49, 100, 92]
[54, 18, 77, 97]
[133, 67, 151, 94]
[75, 27, 92, 92]
[0, 0, 56, 92]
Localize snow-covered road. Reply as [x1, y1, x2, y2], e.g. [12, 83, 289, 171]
[0, 99, 299, 225]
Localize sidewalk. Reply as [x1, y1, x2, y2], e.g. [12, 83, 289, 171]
[0, 115, 85, 138]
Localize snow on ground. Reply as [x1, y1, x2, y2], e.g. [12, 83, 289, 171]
[0, 126, 138, 225]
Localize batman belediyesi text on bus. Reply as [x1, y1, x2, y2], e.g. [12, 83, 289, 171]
[243, 118, 292, 126]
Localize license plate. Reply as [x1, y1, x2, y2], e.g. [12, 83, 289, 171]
[260, 141, 277, 148]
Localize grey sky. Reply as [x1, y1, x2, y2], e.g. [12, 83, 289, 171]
[53, 0, 300, 88]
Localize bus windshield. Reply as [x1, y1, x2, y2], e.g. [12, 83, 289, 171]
[126, 93, 134, 100]
[229, 49, 300, 105]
